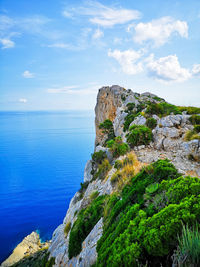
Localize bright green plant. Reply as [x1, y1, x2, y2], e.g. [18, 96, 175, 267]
[189, 115, 200, 125]
[178, 106, 200, 115]
[146, 117, 157, 129]
[126, 125, 153, 147]
[68, 195, 107, 259]
[106, 136, 129, 157]
[146, 102, 181, 117]
[145, 183, 159, 194]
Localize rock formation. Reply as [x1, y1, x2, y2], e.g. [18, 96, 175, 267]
[1, 232, 49, 267]
[48, 85, 200, 266]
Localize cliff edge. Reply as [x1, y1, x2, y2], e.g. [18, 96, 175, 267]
[48, 85, 200, 266]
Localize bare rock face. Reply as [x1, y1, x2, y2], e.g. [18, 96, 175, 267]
[95, 85, 125, 146]
[1, 232, 49, 267]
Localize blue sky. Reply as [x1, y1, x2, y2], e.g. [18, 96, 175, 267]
[0, 0, 200, 110]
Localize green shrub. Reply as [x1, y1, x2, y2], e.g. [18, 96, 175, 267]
[90, 191, 99, 201]
[64, 222, 71, 237]
[194, 125, 200, 133]
[178, 106, 200, 114]
[123, 112, 137, 131]
[78, 181, 89, 199]
[68, 195, 107, 259]
[92, 150, 107, 164]
[95, 159, 200, 267]
[146, 102, 181, 117]
[184, 129, 200, 141]
[146, 117, 157, 129]
[189, 115, 200, 125]
[107, 137, 129, 157]
[126, 125, 153, 147]
[99, 119, 115, 142]
[126, 102, 135, 112]
[114, 160, 123, 169]
[173, 224, 200, 267]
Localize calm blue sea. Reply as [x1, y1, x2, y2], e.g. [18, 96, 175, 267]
[0, 111, 95, 263]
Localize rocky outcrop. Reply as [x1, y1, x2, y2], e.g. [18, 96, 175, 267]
[1, 232, 49, 267]
[95, 85, 125, 146]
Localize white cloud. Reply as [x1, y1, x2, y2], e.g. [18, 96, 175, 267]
[19, 98, 27, 103]
[22, 70, 35, 78]
[0, 38, 15, 49]
[63, 1, 141, 27]
[146, 54, 191, 82]
[108, 49, 144, 75]
[133, 16, 188, 47]
[92, 28, 104, 39]
[192, 64, 200, 76]
[47, 85, 79, 93]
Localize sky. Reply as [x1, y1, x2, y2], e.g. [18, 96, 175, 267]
[0, 0, 200, 111]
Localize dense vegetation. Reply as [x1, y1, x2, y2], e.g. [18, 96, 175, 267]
[146, 102, 181, 117]
[126, 125, 153, 147]
[184, 125, 200, 142]
[93, 159, 200, 267]
[106, 136, 129, 157]
[68, 195, 107, 259]
[146, 117, 157, 129]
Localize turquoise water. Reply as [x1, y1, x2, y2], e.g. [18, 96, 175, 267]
[0, 111, 95, 263]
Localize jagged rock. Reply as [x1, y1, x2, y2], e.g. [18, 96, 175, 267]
[181, 139, 200, 161]
[130, 115, 146, 127]
[1, 232, 49, 267]
[113, 108, 127, 137]
[95, 85, 125, 146]
[84, 160, 93, 182]
[67, 218, 103, 267]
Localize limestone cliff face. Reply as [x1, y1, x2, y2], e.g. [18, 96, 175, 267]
[48, 85, 200, 266]
[95, 85, 125, 145]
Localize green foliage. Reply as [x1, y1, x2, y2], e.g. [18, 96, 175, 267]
[153, 96, 165, 102]
[95, 159, 200, 267]
[146, 183, 159, 194]
[64, 222, 71, 237]
[99, 119, 115, 142]
[146, 117, 157, 129]
[126, 125, 153, 147]
[106, 136, 129, 157]
[146, 102, 181, 117]
[93, 159, 111, 180]
[68, 195, 107, 259]
[90, 191, 99, 201]
[92, 150, 107, 164]
[189, 115, 200, 125]
[173, 224, 200, 267]
[126, 102, 135, 111]
[78, 181, 89, 199]
[184, 129, 200, 142]
[123, 112, 137, 131]
[114, 160, 123, 169]
[194, 125, 200, 133]
[178, 106, 200, 115]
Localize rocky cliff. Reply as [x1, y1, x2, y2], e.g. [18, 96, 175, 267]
[48, 85, 200, 266]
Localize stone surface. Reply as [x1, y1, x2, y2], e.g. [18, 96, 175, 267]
[84, 160, 93, 182]
[1, 232, 49, 267]
[130, 115, 146, 127]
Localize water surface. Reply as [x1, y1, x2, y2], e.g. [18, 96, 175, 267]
[0, 111, 95, 263]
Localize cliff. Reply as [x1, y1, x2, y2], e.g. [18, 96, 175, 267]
[3, 85, 200, 267]
[48, 85, 200, 266]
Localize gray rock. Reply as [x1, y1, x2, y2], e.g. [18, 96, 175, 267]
[84, 160, 93, 182]
[95, 145, 113, 162]
[130, 115, 146, 127]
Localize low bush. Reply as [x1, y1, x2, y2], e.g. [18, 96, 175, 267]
[126, 125, 153, 147]
[106, 137, 129, 157]
[146, 102, 181, 117]
[146, 117, 157, 129]
[194, 125, 200, 133]
[126, 102, 135, 112]
[89, 191, 99, 201]
[78, 181, 89, 199]
[184, 129, 200, 142]
[99, 119, 115, 142]
[95, 160, 200, 267]
[64, 222, 71, 237]
[178, 106, 200, 114]
[123, 112, 137, 131]
[91, 150, 107, 164]
[189, 115, 200, 125]
[68, 195, 107, 259]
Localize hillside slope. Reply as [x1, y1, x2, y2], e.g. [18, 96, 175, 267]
[48, 85, 200, 267]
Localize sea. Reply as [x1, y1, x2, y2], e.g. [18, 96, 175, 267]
[0, 111, 95, 263]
